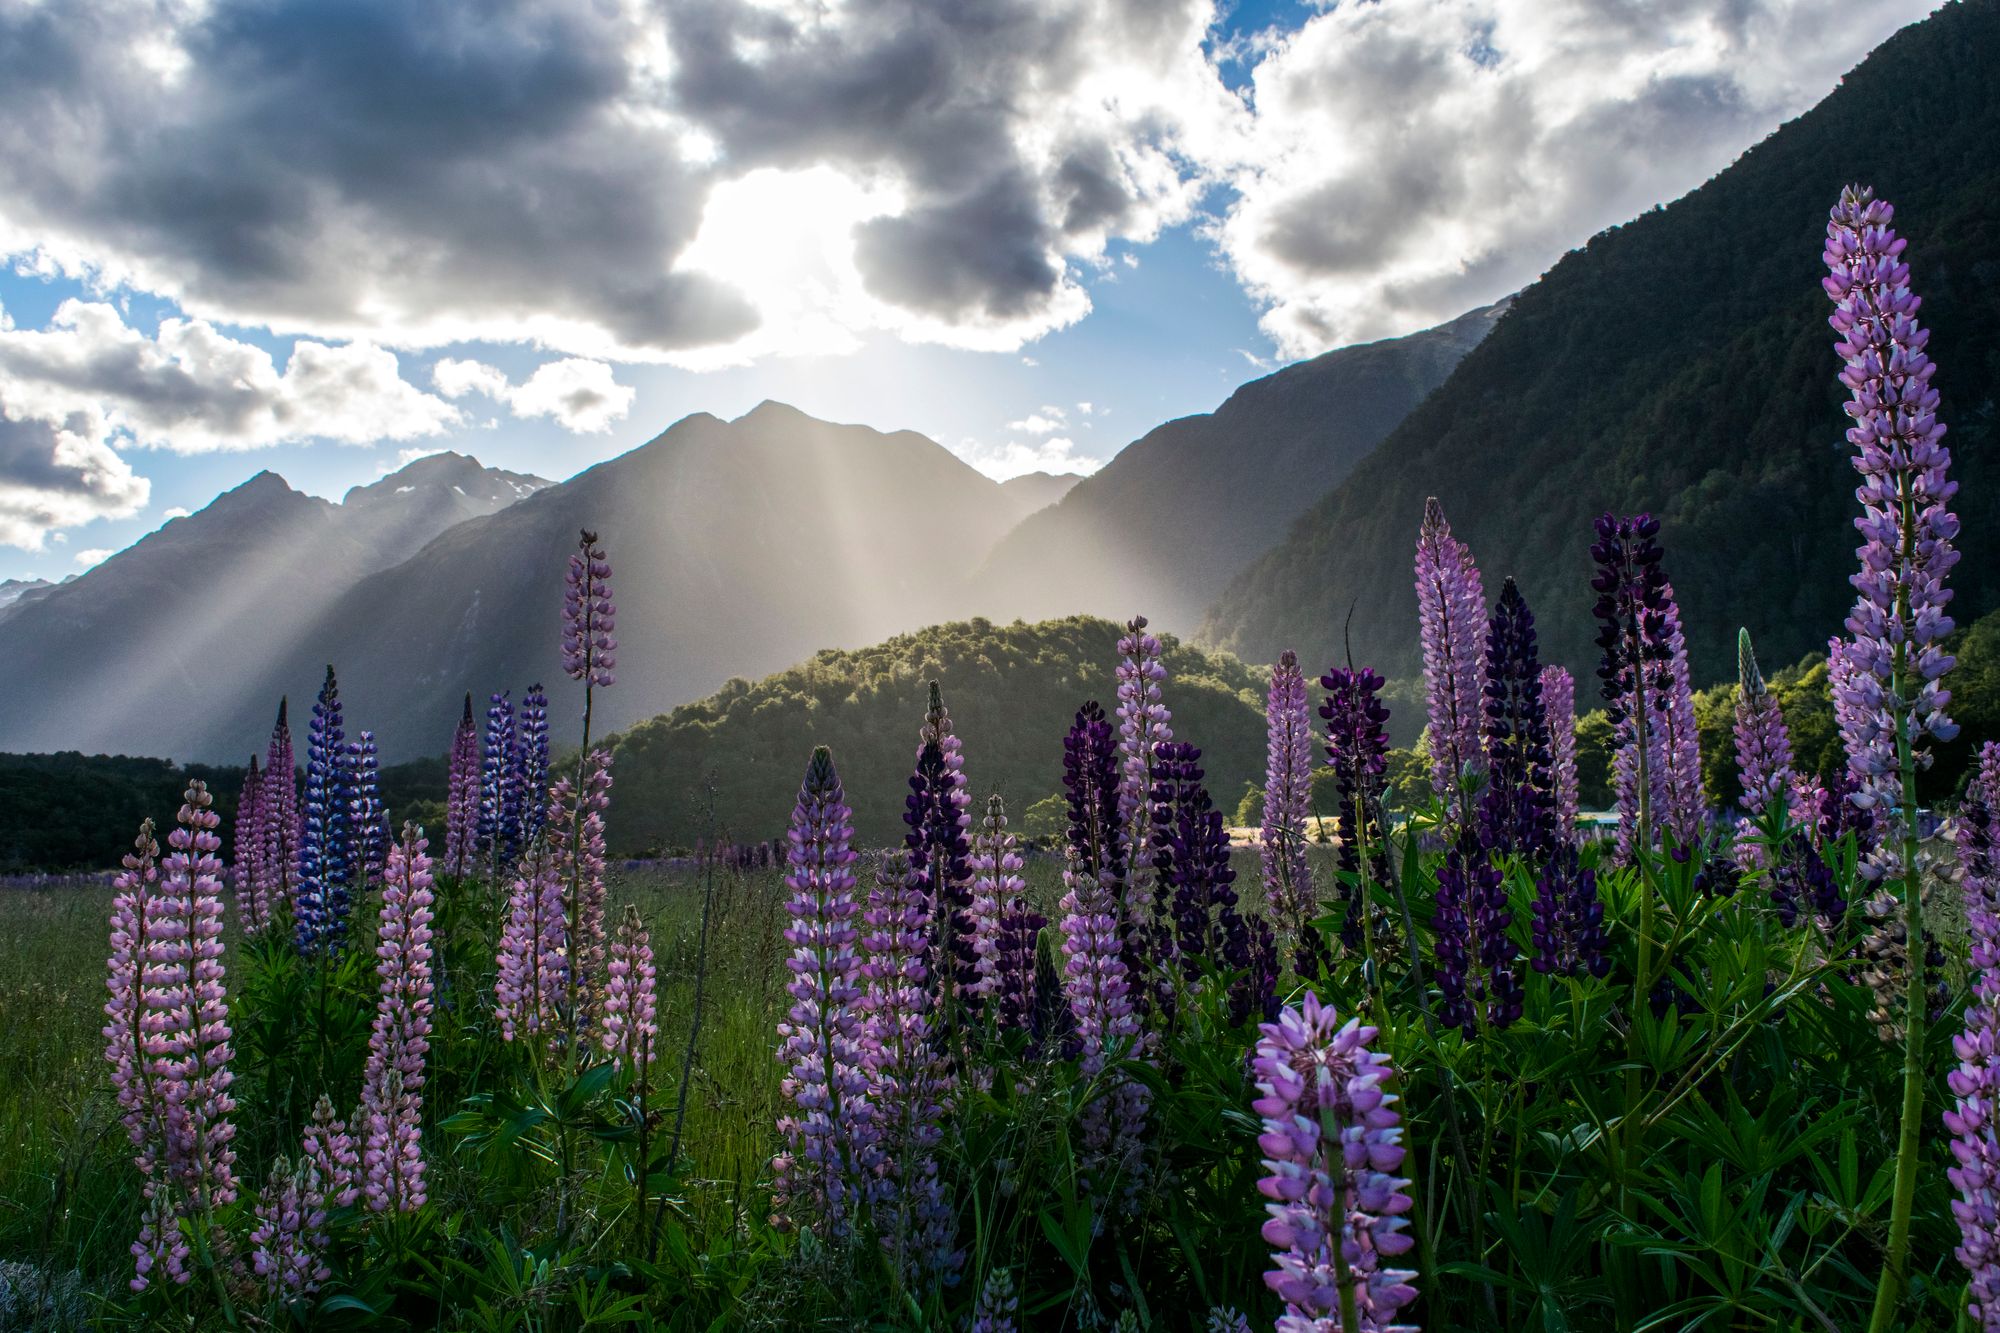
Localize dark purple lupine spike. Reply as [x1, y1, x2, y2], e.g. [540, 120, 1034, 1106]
[445, 693, 480, 878]
[296, 666, 354, 957]
[1319, 665, 1393, 955]
[1591, 513, 1672, 860]
[261, 698, 302, 924]
[479, 690, 520, 867]
[233, 756, 269, 934]
[1478, 577, 1557, 862]
[1062, 701, 1128, 904]
[1149, 740, 1243, 977]
[516, 683, 550, 843]
[1434, 827, 1522, 1036]
[346, 730, 389, 891]
[905, 682, 976, 1000]
[1529, 843, 1609, 979]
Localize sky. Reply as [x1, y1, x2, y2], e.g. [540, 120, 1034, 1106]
[0, 0, 1944, 583]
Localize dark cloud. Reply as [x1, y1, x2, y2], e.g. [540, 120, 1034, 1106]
[0, 411, 150, 548]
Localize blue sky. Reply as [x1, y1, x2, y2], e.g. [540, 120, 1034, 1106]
[0, 0, 1941, 583]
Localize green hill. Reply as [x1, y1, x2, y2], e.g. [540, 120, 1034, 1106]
[1201, 0, 2000, 704]
[607, 616, 1269, 852]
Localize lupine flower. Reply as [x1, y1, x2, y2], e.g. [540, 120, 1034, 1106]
[1734, 629, 1795, 818]
[1262, 651, 1318, 957]
[773, 746, 874, 1241]
[1116, 616, 1172, 952]
[233, 757, 270, 934]
[968, 794, 1041, 1026]
[1435, 828, 1523, 1036]
[1651, 588, 1706, 848]
[1592, 515, 1680, 858]
[1063, 701, 1128, 892]
[906, 682, 976, 996]
[1948, 744, 2000, 1327]
[1251, 992, 1417, 1332]
[495, 839, 568, 1043]
[296, 666, 354, 956]
[1530, 844, 1609, 979]
[479, 691, 520, 865]
[104, 820, 164, 1171]
[517, 683, 550, 842]
[261, 698, 302, 924]
[1205, 1309, 1252, 1333]
[362, 823, 435, 1213]
[1823, 186, 1960, 822]
[163, 781, 239, 1212]
[968, 1269, 1020, 1333]
[1478, 577, 1557, 861]
[1542, 666, 1579, 845]
[302, 1094, 360, 1209]
[249, 1157, 331, 1302]
[1770, 833, 1848, 930]
[1320, 666, 1393, 954]
[601, 904, 658, 1074]
[1151, 740, 1245, 976]
[445, 693, 480, 877]
[1059, 833, 1149, 1214]
[551, 750, 612, 1031]
[861, 851, 961, 1285]
[563, 528, 617, 689]
[347, 730, 389, 889]
[1415, 496, 1488, 813]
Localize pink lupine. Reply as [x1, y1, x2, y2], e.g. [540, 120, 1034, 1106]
[249, 1157, 331, 1303]
[302, 1094, 360, 1210]
[260, 698, 302, 927]
[160, 781, 238, 1214]
[362, 824, 435, 1213]
[105, 820, 163, 1168]
[233, 756, 270, 933]
[445, 693, 481, 878]
[551, 750, 612, 1032]
[1415, 496, 1487, 813]
[601, 904, 659, 1074]
[1252, 992, 1418, 1332]
[1542, 666, 1578, 845]
[496, 840, 568, 1044]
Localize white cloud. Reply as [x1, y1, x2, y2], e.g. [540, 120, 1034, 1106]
[0, 414, 149, 550]
[0, 300, 460, 453]
[73, 547, 113, 568]
[1007, 406, 1069, 435]
[434, 357, 636, 434]
[954, 433, 1104, 482]
[161, 506, 189, 519]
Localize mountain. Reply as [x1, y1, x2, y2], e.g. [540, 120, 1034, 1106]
[969, 302, 1505, 633]
[0, 577, 57, 624]
[608, 615, 1268, 851]
[226, 403, 1046, 764]
[0, 453, 548, 758]
[1201, 0, 2000, 702]
[998, 470, 1084, 515]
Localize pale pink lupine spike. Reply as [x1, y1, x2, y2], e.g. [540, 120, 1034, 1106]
[601, 904, 659, 1074]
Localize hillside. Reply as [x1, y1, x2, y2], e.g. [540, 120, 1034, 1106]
[607, 615, 1269, 851]
[1200, 0, 2000, 699]
[997, 471, 1083, 515]
[970, 302, 1503, 634]
[233, 403, 1047, 765]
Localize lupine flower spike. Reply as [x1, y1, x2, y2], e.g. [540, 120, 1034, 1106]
[1116, 617, 1172, 940]
[479, 691, 520, 866]
[362, 823, 435, 1213]
[1591, 514, 1672, 860]
[601, 904, 659, 1074]
[551, 750, 613, 1033]
[1541, 666, 1579, 845]
[1415, 496, 1487, 816]
[347, 729, 389, 888]
[296, 666, 354, 956]
[249, 1157, 331, 1303]
[1252, 992, 1418, 1332]
[968, 1268, 1020, 1333]
[233, 756, 270, 934]
[1320, 665, 1393, 959]
[517, 683, 550, 842]
[1949, 744, 2000, 1327]
[1262, 651, 1319, 971]
[906, 681, 976, 997]
[969, 794, 1041, 1026]
[445, 693, 480, 878]
[772, 746, 875, 1241]
[261, 698, 302, 925]
[1478, 577, 1556, 861]
[495, 838, 568, 1044]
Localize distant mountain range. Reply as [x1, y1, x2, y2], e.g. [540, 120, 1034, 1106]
[1201, 0, 2000, 698]
[969, 302, 1503, 633]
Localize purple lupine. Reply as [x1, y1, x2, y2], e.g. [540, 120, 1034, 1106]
[1478, 577, 1557, 862]
[249, 1156, 330, 1302]
[1415, 496, 1488, 813]
[968, 794, 1039, 1024]
[1823, 186, 1961, 824]
[1591, 514, 1675, 860]
[1542, 667, 1579, 845]
[1435, 827, 1523, 1036]
[296, 666, 354, 956]
[772, 746, 874, 1241]
[1151, 740, 1245, 977]
[1530, 844, 1609, 980]
[1262, 651, 1317, 956]
[905, 682, 976, 998]
[517, 683, 551, 843]
[104, 822, 165, 1185]
[861, 850, 960, 1285]
[1734, 630, 1793, 817]
[233, 756, 270, 934]
[362, 823, 435, 1213]
[347, 730, 389, 890]
[563, 528, 617, 691]
[261, 698, 301, 925]
[1116, 616, 1172, 946]
[445, 693, 480, 878]
[1058, 834, 1148, 1211]
[163, 781, 239, 1212]
[1947, 743, 2000, 1324]
[302, 1094, 359, 1209]
[1063, 701, 1127, 891]
[968, 1269, 1020, 1333]
[479, 690, 520, 867]
[551, 750, 612, 1032]
[1251, 992, 1417, 1332]
[1652, 589, 1706, 849]
[600, 904, 658, 1074]
[1320, 666, 1393, 955]
[495, 840, 567, 1044]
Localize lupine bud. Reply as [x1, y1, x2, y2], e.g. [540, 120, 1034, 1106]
[968, 1268, 1020, 1333]
[445, 693, 480, 877]
[296, 666, 354, 956]
[562, 528, 617, 689]
[302, 1095, 360, 1209]
[1251, 993, 1418, 1331]
[249, 1157, 330, 1302]
[773, 747, 875, 1241]
[1415, 496, 1487, 813]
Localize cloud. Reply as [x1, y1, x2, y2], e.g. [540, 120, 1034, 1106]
[433, 356, 635, 433]
[0, 300, 460, 452]
[954, 433, 1104, 482]
[1211, 0, 1942, 353]
[161, 506, 189, 518]
[1007, 406, 1068, 435]
[74, 547, 114, 568]
[0, 414, 149, 550]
